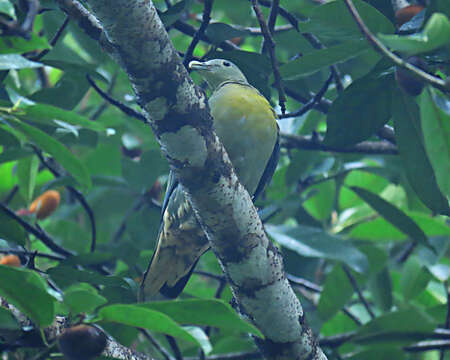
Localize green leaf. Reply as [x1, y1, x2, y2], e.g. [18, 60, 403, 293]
[205, 23, 251, 44]
[0, 265, 55, 327]
[183, 326, 213, 355]
[19, 104, 106, 132]
[17, 155, 39, 203]
[62, 253, 115, 266]
[140, 299, 263, 338]
[345, 348, 406, 360]
[420, 88, 450, 197]
[0, 54, 42, 70]
[0, 0, 16, 20]
[392, 90, 450, 215]
[0, 307, 19, 330]
[266, 224, 368, 273]
[99, 304, 200, 344]
[7, 118, 92, 189]
[354, 307, 436, 344]
[64, 289, 107, 315]
[324, 74, 394, 147]
[0, 207, 26, 245]
[279, 41, 373, 79]
[379, 13, 450, 55]
[0, 34, 50, 54]
[159, 0, 193, 27]
[350, 186, 431, 249]
[0, 148, 32, 164]
[317, 265, 354, 321]
[301, 0, 394, 41]
[400, 257, 431, 301]
[368, 268, 392, 312]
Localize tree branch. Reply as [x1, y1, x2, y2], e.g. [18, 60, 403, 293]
[80, 1, 328, 359]
[343, 0, 449, 92]
[281, 133, 398, 155]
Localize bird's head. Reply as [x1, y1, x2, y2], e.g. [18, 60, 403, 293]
[189, 59, 248, 90]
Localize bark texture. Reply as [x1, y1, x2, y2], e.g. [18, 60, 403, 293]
[83, 1, 328, 359]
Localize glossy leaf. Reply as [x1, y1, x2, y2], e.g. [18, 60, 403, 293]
[0, 207, 26, 245]
[400, 257, 431, 301]
[17, 155, 39, 203]
[0, 54, 42, 70]
[379, 13, 450, 54]
[140, 299, 263, 338]
[392, 90, 450, 215]
[99, 304, 200, 344]
[350, 186, 431, 249]
[7, 118, 92, 189]
[266, 224, 368, 273]
[420, 87, 450, 197]
[64, 289, 108, 315]
[0, 307, 19, 330]
[0, 265, 55, 327]
[324, 74, 394, 147]
[279, 41, 373, 79]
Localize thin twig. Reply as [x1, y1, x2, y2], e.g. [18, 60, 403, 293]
[258, 0, 299, 31]
[30, 16, 70, 61]
[281, 133, 398, 155]
[140, 330, 172, 360]
[343, 265, 375, 319]
[0, 249, 65, 261]
[284, 87, 332, 114]
[251, 0, 286, 114]
[287, 273, 323, 293]
[33, 147, 97, 253]
[2, 185, 18, 205]
[343, 0, 449, 92]
[278, 73, 333, 119]
[166, 335, 183, 360]
[405, 340, 450, 353]
[86, 75, 148, 123]
[261, 0, 280, 53]
[194, 270, 226, 282]
[90, 71, 119, 120]
[183, 0, 213, 67]
[0, 203, 73, 257]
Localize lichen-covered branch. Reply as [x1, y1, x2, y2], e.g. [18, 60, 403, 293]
[81, 0, 327, 359]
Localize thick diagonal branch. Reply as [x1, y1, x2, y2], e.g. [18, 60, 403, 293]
[82, 1, 327, 359]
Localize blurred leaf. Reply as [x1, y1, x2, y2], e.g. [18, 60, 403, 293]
[17, 155, 39, 203]
[317, 265, 354, 321]
[0, 265, 55, 327]
[99, 304, 200, 344]
[368, 268, 392, 312]
[0, 34, 50, 54]
[19, 103, 106, 132]
[303, 180, 335, 221]
[205, 23, 251, 44]
[62, 253, 115, 266]
[345, 348, 406, 360]
[64, 288, 107, 315]
[0, 0, 15, 20]
[266, 224, 368, 273]
[30, 72, 91, 109]
[379, 13, 450, 54]
[140, 299, 263, 338]
[324, 74, 394, 147]
[0, 207, 26, 245]
[121, 149, 168, 190]
[279, 41, 373, 79]
[350, 186, 431, 249]
[420, 87, 450, 197]
[0, 54, 42, 70]
[0, 307, 19, 330]
[7, 117, 92, 189]
[354, 307, 436, 344]
[302, 0, 394, 41]
[392, 90, 450, 215]
[159, 0, 193, 27]
[183, 326, 213, 355]
[400, 257, 431, 301]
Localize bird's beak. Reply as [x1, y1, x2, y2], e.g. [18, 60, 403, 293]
[189, 61, 210, 71]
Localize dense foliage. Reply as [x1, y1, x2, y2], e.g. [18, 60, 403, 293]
[0, 0, 449, 359]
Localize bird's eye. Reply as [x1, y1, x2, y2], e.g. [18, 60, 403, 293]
[223, 61, 231, 67]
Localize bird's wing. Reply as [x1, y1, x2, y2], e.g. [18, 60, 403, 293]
[253, 122, 280, 201]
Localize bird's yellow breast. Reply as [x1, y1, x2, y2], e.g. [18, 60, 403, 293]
[209, 82, 278, 194]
